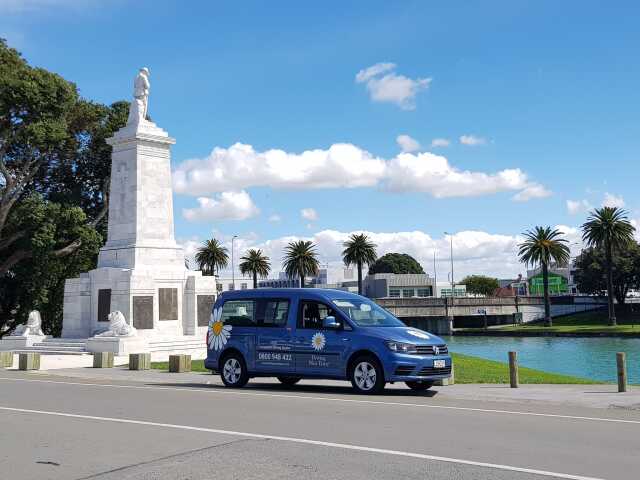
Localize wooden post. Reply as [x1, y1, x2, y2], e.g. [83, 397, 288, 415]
[93, 352, 114, 368]
[169, 354, 192, 373]
[508, 351, 519, 388]
[616, 352, 627, 393]
[18, 353, 40, 371]
[0, 351, 13, 368]
[129, 353, 151, 370]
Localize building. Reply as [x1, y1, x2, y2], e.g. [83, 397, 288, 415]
[363, 273, 435, 299]
[213, 275, 254, 293]
[495, 275, 528, 297]
[436, 283, 467, 298]
[527, 264, 576, 295]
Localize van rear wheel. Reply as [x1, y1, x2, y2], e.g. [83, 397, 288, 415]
[350, 355, 385, 394]
[220, 352, 249, 388]
[277, 376, 301, 386]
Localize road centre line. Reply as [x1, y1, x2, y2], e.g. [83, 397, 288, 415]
[1, 376, 638, 425]
[0, 406, 604, 480]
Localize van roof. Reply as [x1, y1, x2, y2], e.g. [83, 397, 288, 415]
[218, 288, 364, 301]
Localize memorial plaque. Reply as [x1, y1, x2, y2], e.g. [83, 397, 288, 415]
[197, 295, 215, 326]
[97, 289, 111, 322]
[159, 288, 178, 321]
[133, 296, 154, 329]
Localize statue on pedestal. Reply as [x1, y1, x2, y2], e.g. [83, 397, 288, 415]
[126, 67, 150, 126]
[95, 311, 137, 337]
[13, 311, 44, 337]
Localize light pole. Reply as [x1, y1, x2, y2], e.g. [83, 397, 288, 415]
[444, 232, 454, 298]
[231, 235, 238, 291]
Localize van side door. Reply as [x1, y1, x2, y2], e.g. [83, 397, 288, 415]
[254, 298, 295, 374]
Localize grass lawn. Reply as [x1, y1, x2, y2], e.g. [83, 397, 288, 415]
[151, 353, 599, 384]
[492, 310, 640, 335]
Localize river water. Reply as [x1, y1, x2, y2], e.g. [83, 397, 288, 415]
[442, 335, 640, 384]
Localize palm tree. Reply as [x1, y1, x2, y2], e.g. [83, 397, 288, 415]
[342, 233, 377, 295]
[195, 238, 229, 277]
[282, 240, 320, 288]
[239, 249, 271, 288]
[582, 207, 635, 326]
[517, 226, 570, 327]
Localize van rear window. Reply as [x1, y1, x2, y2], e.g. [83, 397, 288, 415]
[221, 300, 256, 326]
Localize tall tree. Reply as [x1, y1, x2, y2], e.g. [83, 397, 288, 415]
[282, 240, 319, 288]
[342, 233, 377, 295]
[460, 275, 500, 297]
[582, 207, 636, 326]
[518, 226, 570, 327]
[195, 238, 229, 276]
[368, 253, 425, 275]
[239, 249, 271, 288]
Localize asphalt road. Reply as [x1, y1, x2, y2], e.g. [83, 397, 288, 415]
[1, 372, 639, 480]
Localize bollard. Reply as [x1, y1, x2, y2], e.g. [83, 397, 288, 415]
[18, 353, 40, 371]
[508, 351, 519, 388]
[93, 352, 114, 368]
[616, 352, 627, 393]
[169, 354, 191, 373]
[129, 353, 151, 370]
[0, 351, 13, 368]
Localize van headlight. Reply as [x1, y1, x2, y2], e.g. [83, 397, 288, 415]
[385, 341, 417, 354]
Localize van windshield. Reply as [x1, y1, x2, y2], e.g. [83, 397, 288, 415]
[332, 299, 405, 327]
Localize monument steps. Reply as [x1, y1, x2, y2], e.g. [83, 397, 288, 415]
[16, 338, 91, 355]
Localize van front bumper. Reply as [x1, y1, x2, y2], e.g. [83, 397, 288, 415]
[385, 353, 453, 382]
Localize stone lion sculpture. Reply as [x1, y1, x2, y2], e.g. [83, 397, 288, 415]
[96, 311, 137, 337]
[13, 310, 45, 337]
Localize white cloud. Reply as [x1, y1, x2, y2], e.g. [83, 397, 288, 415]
[602, 192, 625, 208]
[301, 208, 318, 222]
[566, 199, 592, 215]
[396, 134, 421, 153]
[355, 62, 431, 110]
[268, 214, 282, 223]
[459, 135, 487, 146]
[182, 190, 259, 222]
[430, 138, 450, 148]
[512, 183, 552, 202]
[174, 143, 548, 202]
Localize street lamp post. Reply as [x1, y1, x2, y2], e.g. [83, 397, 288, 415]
[231, 235, 238, 291]
[444, 232, 455, 298]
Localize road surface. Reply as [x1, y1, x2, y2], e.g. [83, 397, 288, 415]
[1, 371, 639, 479]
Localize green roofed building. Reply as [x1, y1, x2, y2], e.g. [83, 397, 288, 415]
[527, 270, 570, 295]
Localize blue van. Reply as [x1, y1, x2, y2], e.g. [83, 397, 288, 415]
[204, 288, 452, 394]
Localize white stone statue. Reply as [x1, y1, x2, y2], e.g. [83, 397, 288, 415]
[96, 311, 137, 337]
[13, 311, 45, 337]
[126, 67, 150, 126]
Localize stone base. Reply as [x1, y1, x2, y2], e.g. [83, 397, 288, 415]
[0, 351, 14, 368]
[169, 354, 191, 373]
[0, 335, 47, 351]
[93, 352, 114, 368]
[129, 353, 151, 370]
[19, 353, 40, 370]
[86, 336, 149, 356]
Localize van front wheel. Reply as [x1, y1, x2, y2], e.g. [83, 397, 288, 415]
[220, 353, 249, 388]
[350, 356, 385, 394]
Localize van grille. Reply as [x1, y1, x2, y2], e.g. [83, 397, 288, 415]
[394, 366, 415, 376]
[417, 366, 452, 376]
[414, 344, 448, 355]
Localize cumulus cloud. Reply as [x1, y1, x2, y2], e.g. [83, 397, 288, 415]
[174, 143, 547, 202]
[301, 208, 318, 222]
[355, 62, 431, 110]
[396, 134, 421, 153]
[512, 183, 552, 202]
[430, 138, 450, 148]
[459, 135, 487, 146]
[268, 214, 282, 223]
[182, 190, 259, 222]
[602, 192, 625, 208]
[566, 199, 592, 215]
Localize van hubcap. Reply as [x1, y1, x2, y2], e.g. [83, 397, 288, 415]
[223, 358, 241, 384]
[354, 361, 377, 390]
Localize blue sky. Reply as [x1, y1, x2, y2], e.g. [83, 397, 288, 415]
[3, 1, 639, 279]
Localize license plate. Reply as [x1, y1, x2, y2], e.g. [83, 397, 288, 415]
[433, 360, 446, 368]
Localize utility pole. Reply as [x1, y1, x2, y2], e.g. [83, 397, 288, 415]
[444, 232, 455, 298]
[231, 235, 238, 291]
[433, 250, 437, 297]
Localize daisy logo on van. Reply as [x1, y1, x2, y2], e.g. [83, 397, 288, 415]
[311, 332, 326, 351]
[208, 307, 232, 351]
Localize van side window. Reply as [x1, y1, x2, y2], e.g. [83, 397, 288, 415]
[262, 300, 289, 327]
[221, 300, 255, 326]
[298, 301, 339, 330]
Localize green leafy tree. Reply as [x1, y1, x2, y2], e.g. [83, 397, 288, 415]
[282, 240, 319, 288]
[518, 226, 570, 327]
[195, 238, 229, 276]
[368, 253, 425, 275]
[582, 207, 636, 326]
[239, 249, 271, 288]
[342, 233, 377, 295]
[460, 275, 500, 297]
[574, 243, 640, 305]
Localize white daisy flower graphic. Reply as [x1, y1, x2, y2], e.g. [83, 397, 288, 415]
[208, 307, 232, 351]
[311, 332, 326, 351]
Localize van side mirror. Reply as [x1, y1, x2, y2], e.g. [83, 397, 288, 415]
[323, 316, 340, 329]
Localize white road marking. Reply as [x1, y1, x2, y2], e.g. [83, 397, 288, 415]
[1, 376, 638, 425]
[0, 405, 604, 480]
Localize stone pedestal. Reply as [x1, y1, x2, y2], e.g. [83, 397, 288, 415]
[19, 353, 40, 371]
[0, 335, 46, 351]
[169, 354, 191, 373]
[86, 336, 149, 356]
[129, 353, 151, 370]
[0, 351, 13, 368]
[93, 352, 114, 368]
